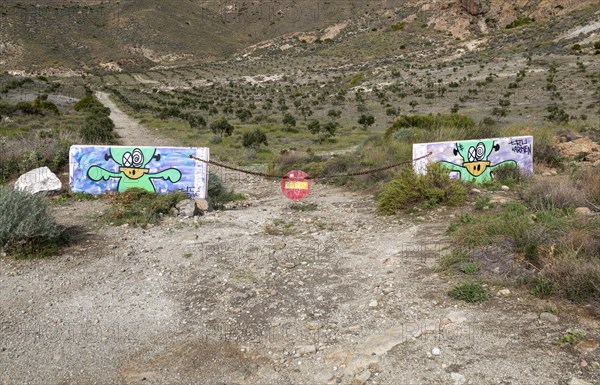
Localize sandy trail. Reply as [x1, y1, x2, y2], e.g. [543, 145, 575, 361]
[95, 91, 175, 147]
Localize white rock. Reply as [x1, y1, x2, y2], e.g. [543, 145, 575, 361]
[569, 377, 593, 385]
[431, 347, 441, 356]
[542, 172, 552, 176]
[368, 299, 379, 308]
[593, 160, 600, 168]
[14, 167, 62, 195]
[497, 289, 511, 296]
[451, 372, 466, 385]
[471, 188, 482, 194]
[575, 207, 592, 216]
[501, 185, 510, 191]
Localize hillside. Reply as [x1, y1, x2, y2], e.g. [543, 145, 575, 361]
[0, 0, 599, 72]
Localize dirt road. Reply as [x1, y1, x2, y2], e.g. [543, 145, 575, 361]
[0, 96, 598, 385]
[95, 91, 176, 147]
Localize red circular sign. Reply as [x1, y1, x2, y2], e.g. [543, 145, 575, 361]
[281, 170, 311, 200]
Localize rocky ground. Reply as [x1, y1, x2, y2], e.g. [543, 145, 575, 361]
[1, 97, 599, 385]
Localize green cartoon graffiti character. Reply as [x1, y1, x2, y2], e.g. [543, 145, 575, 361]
[87, 147, 182, 192]
[440, 139, 517, 183]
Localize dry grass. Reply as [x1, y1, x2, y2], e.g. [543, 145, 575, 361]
[574, 167, 600, 208]
[524, 176, 590, 210]
[542, 258, 600, 302]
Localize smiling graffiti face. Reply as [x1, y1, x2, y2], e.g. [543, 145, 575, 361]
[108, 147, 158, 179]
[463, 142, 490, 176]
[454, 140, 498, 177]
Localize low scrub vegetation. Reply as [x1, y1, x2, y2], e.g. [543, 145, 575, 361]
[207, 171, 246, 209]
[445, 170, 600, 306]
[77, 95, 116, 144]
[377, 163, 468, 215]
[384, 114, 476, 139]
[103, 188, 189, 227]
[0, 188, 67, 258]
[448, 282, 491, 303]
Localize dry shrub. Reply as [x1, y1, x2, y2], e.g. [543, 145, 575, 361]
[574, 167, 600, 207]
[524, 177, 589, 210]
[542, 258, 600, 302]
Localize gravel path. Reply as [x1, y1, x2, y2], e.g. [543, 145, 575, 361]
[1, 100, 598, 385]
[94, 91, 175, 147]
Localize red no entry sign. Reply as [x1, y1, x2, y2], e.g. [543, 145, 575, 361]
[281, 170, 311, 200]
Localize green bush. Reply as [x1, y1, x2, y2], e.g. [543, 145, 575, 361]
[0, 187, 66, 258]
[210, 118, 235, 137]
[492, 163, 524, 187]
[505, 17, 533, 29]
[80, 110, 116, 144]
[460, 261, 481, 275]
[556, 329, 586, 345]
[390, 22, 405, 31]
[533, 130, 563, 167]
[242, 129, 268, 150]
[385, 114, 475, 139]
[531, 275, 554, 298]
[103, 188, 189, 227]
[448, 282, 491, 303]
[208, 172, 245, 209]
[74, 95, 107, 112]
[377, 163, 467, 215]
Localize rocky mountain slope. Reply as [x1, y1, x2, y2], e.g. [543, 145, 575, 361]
[0, 0, 598, 72]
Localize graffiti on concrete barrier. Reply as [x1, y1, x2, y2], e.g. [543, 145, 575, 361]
[413, 136, 533, 183]
[69, 145, 209, 198]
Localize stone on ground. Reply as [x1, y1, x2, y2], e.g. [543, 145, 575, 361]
[14, 166, 62, 195]
[176, 199, 199, 217]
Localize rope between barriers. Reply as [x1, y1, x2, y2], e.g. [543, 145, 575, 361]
[189, 151, 432, 180]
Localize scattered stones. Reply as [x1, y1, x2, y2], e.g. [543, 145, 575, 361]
[14, 166, 62, 195]
[497, 289, 511, 296]
[575, 340, 599, 354]
[539, 312, 559, 323]
[431, 347, 441, 356]
[575, 207, 592, 216]
[501, 185, 510, 191]
[451, 372, 466, 385]
[176, 199, 199, 217]
[569, 377, 593, 385]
